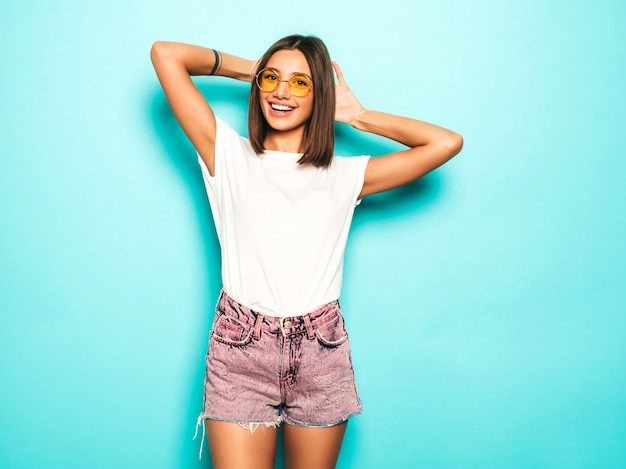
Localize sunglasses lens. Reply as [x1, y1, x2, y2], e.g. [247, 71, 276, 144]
[288, 75, 312, 97]
[257, 69, 279, 92]
[256, 69, 312, 96]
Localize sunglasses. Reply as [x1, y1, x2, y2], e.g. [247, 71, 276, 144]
[255, 68, 313, 97]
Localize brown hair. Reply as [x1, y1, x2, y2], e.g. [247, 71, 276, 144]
[248, 35, 335, 168]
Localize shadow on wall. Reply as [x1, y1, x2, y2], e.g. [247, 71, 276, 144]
[147, 85, 222, 270]
[335, 123, 444, 229]
[148, 86, 225, 469]
[146, 81, 445, 468]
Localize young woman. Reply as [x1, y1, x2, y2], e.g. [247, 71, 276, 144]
[151, 35, 462, 469]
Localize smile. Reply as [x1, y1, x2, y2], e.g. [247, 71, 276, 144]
[271, 103, 295, 112]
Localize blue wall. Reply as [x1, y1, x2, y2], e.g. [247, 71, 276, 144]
[1, 1, 625, 467]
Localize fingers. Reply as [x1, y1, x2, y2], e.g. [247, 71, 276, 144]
[332, 61, 345, 84]
[251, 58, 261, 77]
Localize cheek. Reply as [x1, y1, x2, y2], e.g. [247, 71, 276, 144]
[301, 97, 314, 118]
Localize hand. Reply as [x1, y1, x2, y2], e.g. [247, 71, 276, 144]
[248, 58, 261, 82]
[333, 61, 365, 125]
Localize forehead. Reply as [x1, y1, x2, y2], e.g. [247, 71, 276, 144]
[266, 49, 311, 76]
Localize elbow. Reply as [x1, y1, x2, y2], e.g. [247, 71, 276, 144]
[150, 41, 163, 63]
[150, 40, 172, 64]
[446, 131, 464, 158]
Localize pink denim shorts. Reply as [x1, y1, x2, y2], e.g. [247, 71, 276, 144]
[200, 290, 362, 428]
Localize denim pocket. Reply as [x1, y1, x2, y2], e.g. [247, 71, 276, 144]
[314, 312, 349, 347]
[211, 312, 254, 346]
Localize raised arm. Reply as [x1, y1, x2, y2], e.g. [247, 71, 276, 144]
[150, 41, 257, 175]
[333, 62, 463, 198]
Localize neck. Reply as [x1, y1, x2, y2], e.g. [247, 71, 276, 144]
[263, 128, 305, 153]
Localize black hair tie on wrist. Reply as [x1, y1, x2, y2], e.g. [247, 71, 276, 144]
[209, 49, 221, 76]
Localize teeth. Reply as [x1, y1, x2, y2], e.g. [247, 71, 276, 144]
[271, 104, 293, 111]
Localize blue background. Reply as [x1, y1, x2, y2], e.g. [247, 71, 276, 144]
[1, 1, 625, 467]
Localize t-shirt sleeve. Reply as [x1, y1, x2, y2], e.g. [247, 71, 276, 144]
[197, 117, 252, 199]
[197, 117, 254, 236]
[332, 155, 370, 206]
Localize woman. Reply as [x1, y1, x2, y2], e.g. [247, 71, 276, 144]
[151, 35, 462, 469]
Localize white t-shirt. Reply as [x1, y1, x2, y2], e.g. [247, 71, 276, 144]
[199, 117, 370, 317]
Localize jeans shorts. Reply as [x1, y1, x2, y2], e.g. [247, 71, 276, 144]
[200, 290, 362, 428]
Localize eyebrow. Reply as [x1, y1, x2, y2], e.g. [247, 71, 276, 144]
[264, 66, 309, 76]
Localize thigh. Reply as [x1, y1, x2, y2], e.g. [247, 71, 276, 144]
[282, 422, 348, 469]
[207, 419, 278, 469]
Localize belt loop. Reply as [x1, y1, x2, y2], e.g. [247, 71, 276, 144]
[218, 289, 226, 310]
[303, 314, 314, 340]
[253, 312, 264, 340]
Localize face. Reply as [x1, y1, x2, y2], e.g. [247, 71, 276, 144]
[258, 49, 314, 138]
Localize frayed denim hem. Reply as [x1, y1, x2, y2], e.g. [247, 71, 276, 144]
[281, 408, 362, 428]
[193, 413, 283, 460]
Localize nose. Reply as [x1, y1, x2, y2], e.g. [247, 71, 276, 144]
[273, 80, 291, 98]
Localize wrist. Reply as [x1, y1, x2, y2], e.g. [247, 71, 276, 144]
[349, 107, 368, 130]
[208, 49, 221, 76]
[248, 59, 260, 83]
[225, 54, 258, 82]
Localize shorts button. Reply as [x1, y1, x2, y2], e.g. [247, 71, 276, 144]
[283, 320, 292, 329]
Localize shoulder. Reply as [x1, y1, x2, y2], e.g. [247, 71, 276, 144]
[326, 156, 370, 198]
[214, 116, 254, 154]
[215, 116, 244, 142]
[330, 155, 370, 173]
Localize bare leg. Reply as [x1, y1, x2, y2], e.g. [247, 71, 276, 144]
[206, 420, 278, 469]
[282, 422, 348, 469]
